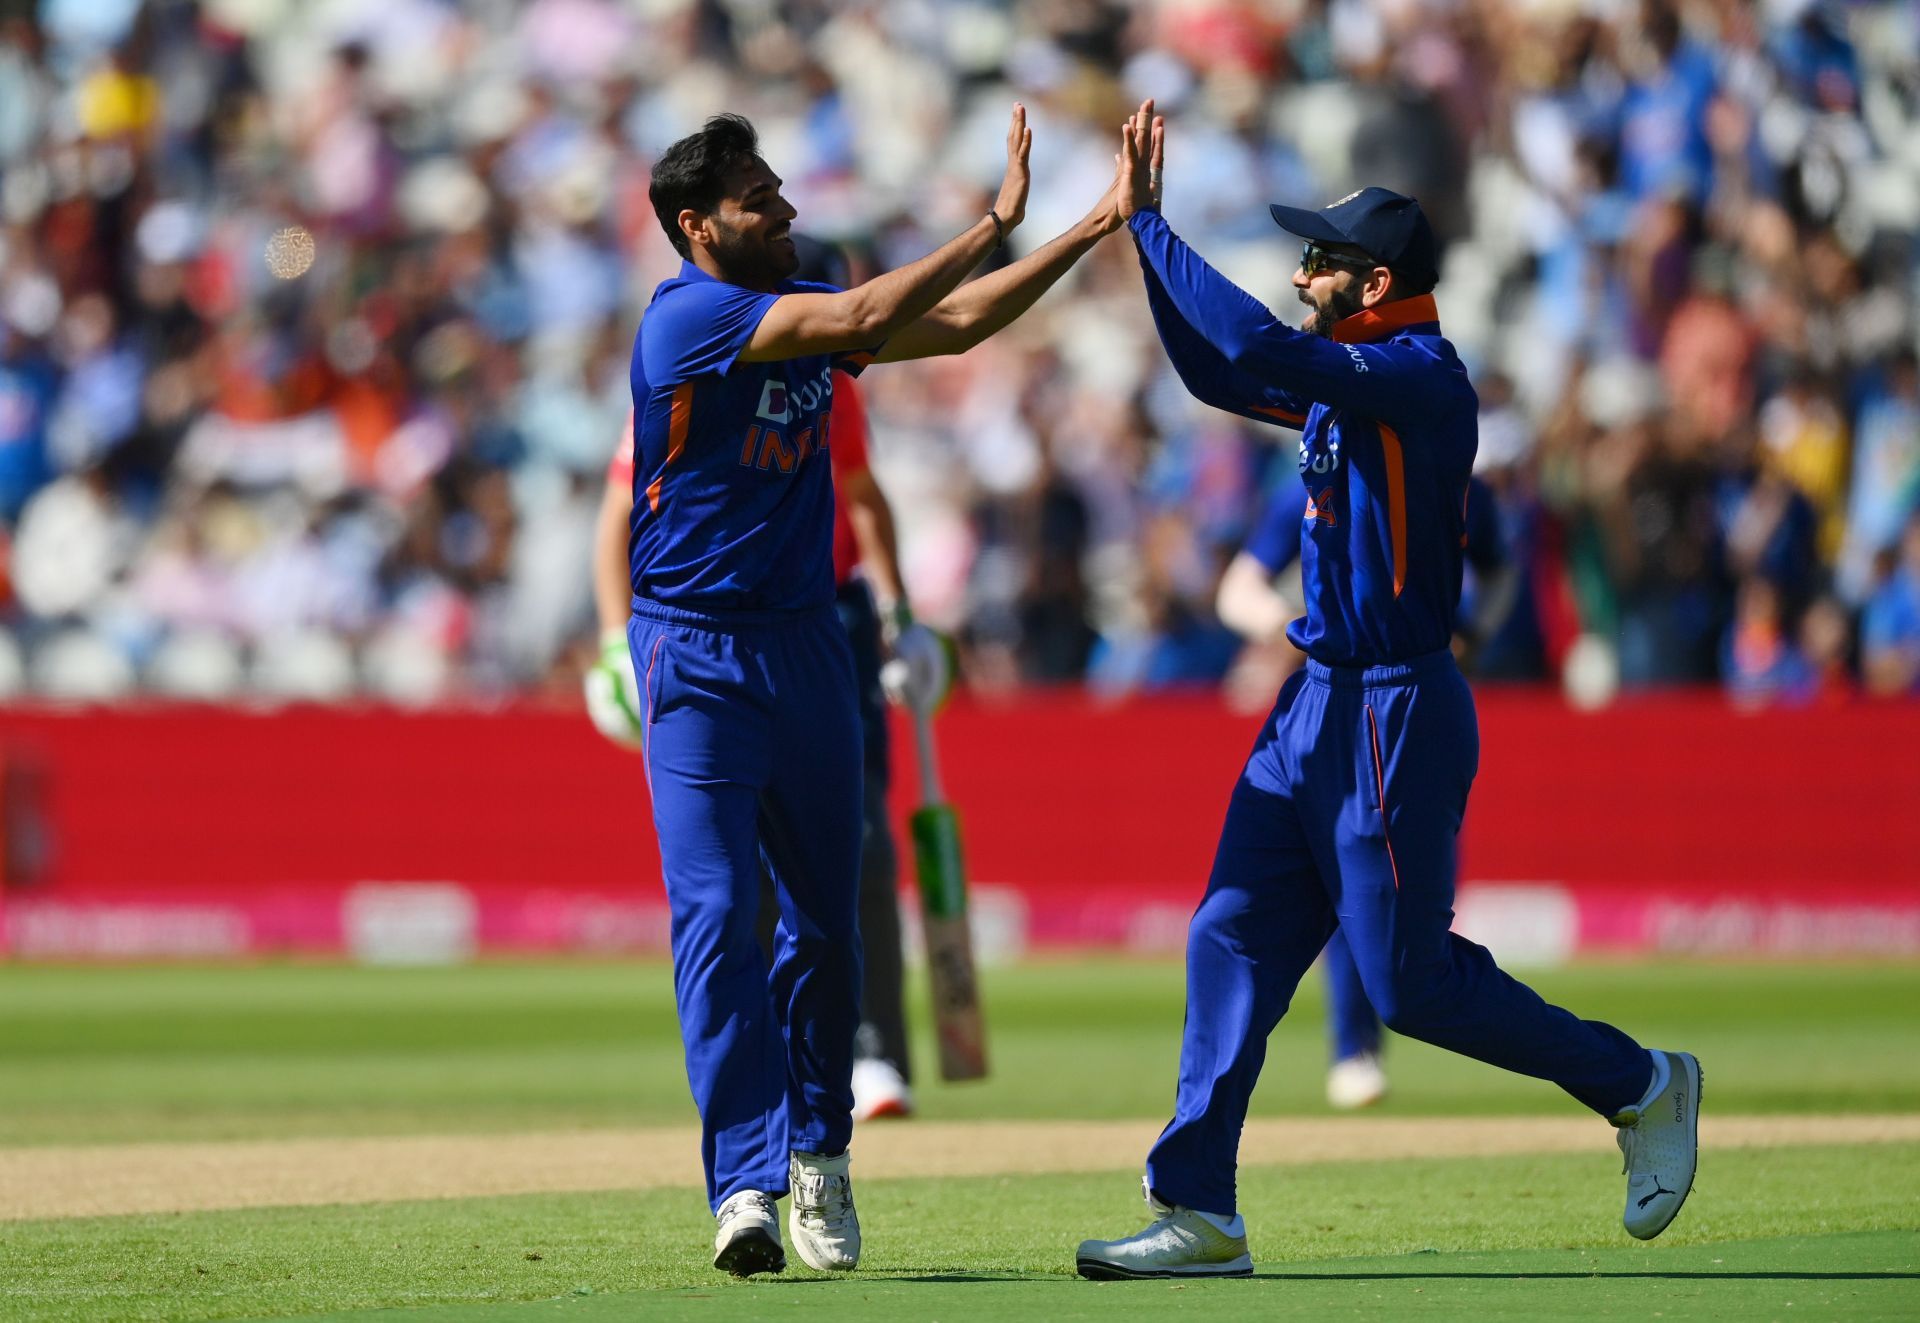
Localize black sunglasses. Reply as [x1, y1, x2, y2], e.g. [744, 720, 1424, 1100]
[1300, 242, 1377, 277]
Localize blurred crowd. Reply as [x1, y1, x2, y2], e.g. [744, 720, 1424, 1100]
[1, 0, 1917, 707]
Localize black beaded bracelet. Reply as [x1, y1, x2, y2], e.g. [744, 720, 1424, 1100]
[986, 210, 1005, 248]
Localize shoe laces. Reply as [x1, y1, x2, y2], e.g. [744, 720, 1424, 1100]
[1138, 1178, 1217, 1247]
[718, 1190, 776, 1223]
[792, 1168, 855, 1233]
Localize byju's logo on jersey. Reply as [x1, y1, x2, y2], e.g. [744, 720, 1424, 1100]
[755, 363, 833, 424]
[1297, 425, 1341, 477]
[742, 364, 835, 475]
[756, 379, 790, 423]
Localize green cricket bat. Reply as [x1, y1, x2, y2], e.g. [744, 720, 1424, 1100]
[908, 704, 987, 1081]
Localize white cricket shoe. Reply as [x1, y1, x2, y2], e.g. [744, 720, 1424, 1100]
[1326, 1052, 1389, 1110]
[1612, 1049, 1702, 1240]
[852, 1058, 914, 1121]
[1075, 1178, 1253, 1280]
[712, 1190, 784, 1277]
[788, 1149, 861, 1271]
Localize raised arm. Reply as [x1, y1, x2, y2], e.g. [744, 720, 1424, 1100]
[1131, 210, 1456, 421]
[1120, 109, 1457, 421]
[872, 215, 1114, 362]
[873, 169, 1125, 362]
[1108, 103, 1308, 427]
[1141, 259, 1309, 429]
[741, 106, 1033, 362]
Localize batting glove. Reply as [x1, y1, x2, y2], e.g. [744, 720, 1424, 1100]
[583, 628, 645, 751]
[879, 605, 953, 713]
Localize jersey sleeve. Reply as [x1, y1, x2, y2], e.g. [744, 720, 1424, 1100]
[826, 371, 870, 482]
[1129, 210, 1469, 426]
[605, 409, 636, 491]
[1140, 257, 1311, 430]
[781, 278, 884, 376]
[639, 280, 780, 384]
[1242, 478, 1305, 574]
[832, 345, 882, 377]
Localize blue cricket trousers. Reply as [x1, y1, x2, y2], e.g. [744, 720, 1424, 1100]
[1321, 928, 1380, 1064]
[630, 597, 864, 1212]
[1146, 650, 1651, 1216]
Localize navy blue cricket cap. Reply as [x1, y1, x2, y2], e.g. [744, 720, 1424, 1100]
[1269, 187, 1438, 289]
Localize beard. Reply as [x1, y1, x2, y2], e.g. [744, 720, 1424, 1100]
[1301, 283, 1367, 339]
[710, 219, 798, 289]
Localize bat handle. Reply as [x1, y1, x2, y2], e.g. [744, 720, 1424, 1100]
[912, 703, 944, 806]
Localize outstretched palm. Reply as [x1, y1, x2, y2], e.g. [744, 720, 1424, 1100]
[994, 104, 1033, 231]
[1118, 99, 1163, 221]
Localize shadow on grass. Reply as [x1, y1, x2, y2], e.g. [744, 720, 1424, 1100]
[1257, 1270, 1920, 1282]
[800, 1272, 1050, 1283]
[834, 1269, 1920, 1285]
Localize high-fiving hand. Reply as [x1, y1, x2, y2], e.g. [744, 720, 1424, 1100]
[994, 104, 1033, 233]
[1118, 99, 1164, 222]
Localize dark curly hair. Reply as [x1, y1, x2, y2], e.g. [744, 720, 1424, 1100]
[649, 114, 763, 259]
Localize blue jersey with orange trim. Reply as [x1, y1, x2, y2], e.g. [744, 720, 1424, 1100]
[1131, 211, 1478, 668]
[627, 261, 873, 612]
[1246, 472, 1506, 583]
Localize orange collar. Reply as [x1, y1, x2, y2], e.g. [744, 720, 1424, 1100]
[1331, 294, 1439, 344]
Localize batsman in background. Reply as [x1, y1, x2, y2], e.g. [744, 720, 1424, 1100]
[628, 108, 1123, 1279]
[1217, 470, 1515, 1110]
[1076, 103, 1701, 1280]
[587, 291, 944, 1125]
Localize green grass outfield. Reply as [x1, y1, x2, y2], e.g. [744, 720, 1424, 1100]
[5, 960, 1919, 1143]
[2, 959, 1917, 1321]
[11, 1149, 1919, 1322]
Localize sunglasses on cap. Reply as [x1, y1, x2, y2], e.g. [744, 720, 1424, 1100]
[1300, 242, 1378, 278]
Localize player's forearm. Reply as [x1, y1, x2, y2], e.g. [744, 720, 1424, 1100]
[931, 214, 1107, 351]
[846, 488, 906, 607]
[847, 214, 1008, 343]
[591, 483, 634, 635]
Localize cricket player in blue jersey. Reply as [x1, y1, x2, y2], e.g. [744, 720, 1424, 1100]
[1076, 104, 1701, 1280]
[631, 108, 1123, 1278]
[1219, 472, 1516, 1110]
